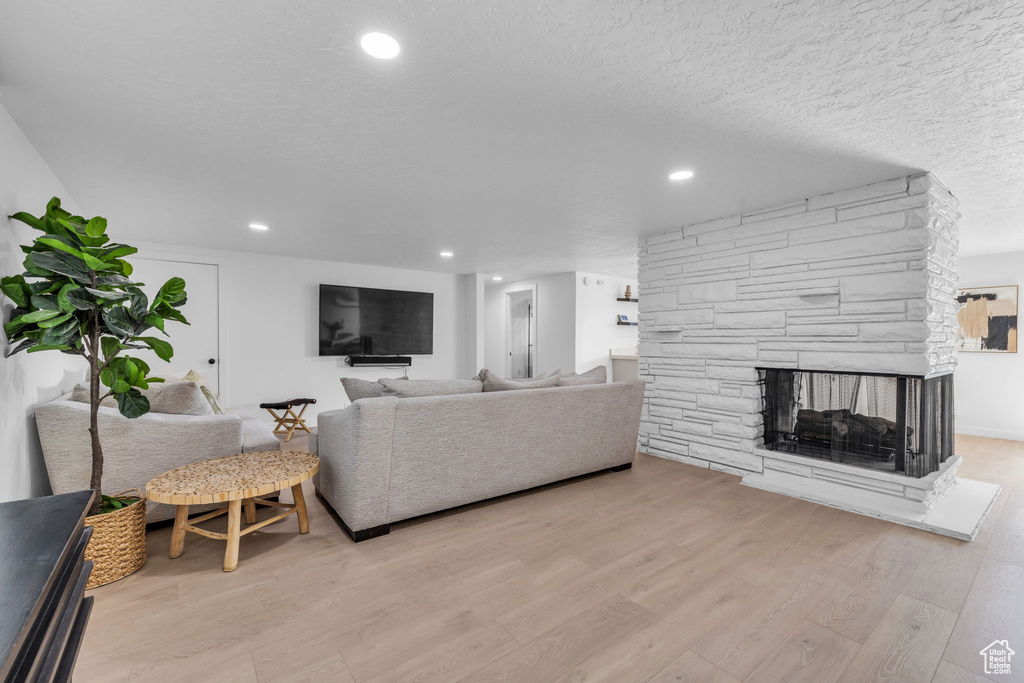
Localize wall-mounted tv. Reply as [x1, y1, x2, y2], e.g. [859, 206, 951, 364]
[319, 284, 434, 356]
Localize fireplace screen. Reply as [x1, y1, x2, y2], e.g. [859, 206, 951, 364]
[758, 368, 953, 478]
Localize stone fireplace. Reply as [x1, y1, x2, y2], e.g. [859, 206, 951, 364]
[637, 173, 999, 539]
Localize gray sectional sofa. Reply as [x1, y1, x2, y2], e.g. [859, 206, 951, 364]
[312, 379, 645, 541]
[36, 382, 280, 522]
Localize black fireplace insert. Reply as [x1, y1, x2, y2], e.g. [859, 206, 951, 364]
[758, 368, 954, 478]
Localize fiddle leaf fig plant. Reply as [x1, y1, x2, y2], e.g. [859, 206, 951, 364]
[2, 197, 189, 515]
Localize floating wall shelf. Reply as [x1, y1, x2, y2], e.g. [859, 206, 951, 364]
[616, 297, 639, 302]
[616, 321, 639, 326]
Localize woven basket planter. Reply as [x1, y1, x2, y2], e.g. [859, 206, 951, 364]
[84, 490, 147, 589]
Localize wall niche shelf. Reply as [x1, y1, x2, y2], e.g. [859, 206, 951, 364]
[616, 297, 639, 303]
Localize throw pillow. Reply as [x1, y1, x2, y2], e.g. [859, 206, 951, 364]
[477, 368, 562, 392]
[181, 370, 225, 415]
[68, 380, 212, 415]
[558, 365, 607, 386]
[378, 378, 483, 398]
[341, 377, 385, 402]
[150, 381, 215, 415]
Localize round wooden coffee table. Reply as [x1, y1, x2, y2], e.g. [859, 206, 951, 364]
[146, 451, 320, 572]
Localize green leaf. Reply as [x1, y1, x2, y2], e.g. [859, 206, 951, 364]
[56, 283, 76, 312]
[64, 288, 95, 310]
[6, 339, 39, 355]
[155, 303, 189, 326]
[126, 286, 148, 317]
[118, 260, 133, 277]
[101, 337, 122, 360]
[36, 312, 72, 329]
[26, 251, 90, 282]
[41, 317, 79, 345]
[144, 313, 166, 335]
[17, 309, 62, 324]
[27, 343, 71, 353]
[102, 307, 135, 337]
[85, 216, 107, 238]
[9, 211, 44, 231]
[135, 336, 173, 361]
[85, 288, 131, 303]
[36, 237, 106, 270]
[1, 276, 28, 307]
[115, 387, 150, 418]
[157, 277, 186, 304]
[100, 244, 137, 260]
[29, 294, 60, 311]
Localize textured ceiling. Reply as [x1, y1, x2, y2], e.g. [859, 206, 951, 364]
[1, 1, 1022, 279]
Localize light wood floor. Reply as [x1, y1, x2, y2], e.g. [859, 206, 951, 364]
[76, 434, 1024, 683]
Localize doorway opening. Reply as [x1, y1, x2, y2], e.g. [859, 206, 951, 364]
[506, 287, 537, 379]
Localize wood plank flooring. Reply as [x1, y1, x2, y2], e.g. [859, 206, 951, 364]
[75, 434, 1024, 682]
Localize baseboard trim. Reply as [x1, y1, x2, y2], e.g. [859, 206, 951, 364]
[314, 459, 634, 543]
[956, 427, 1024, 442]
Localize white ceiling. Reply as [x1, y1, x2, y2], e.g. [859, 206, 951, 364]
[1, 1, 1022, 280]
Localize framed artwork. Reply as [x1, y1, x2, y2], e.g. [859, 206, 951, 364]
[957, 285, 1018, 353]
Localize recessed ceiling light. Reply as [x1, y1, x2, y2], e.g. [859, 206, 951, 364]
[669, 170, 694, 181]
[249, 223, 269, 231]
[360, 32, 400, 59]
[493, 276, 502, 281]
[439, 251, 454, 257]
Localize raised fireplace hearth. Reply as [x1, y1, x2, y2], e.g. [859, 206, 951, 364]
[759, 368, 953, 478]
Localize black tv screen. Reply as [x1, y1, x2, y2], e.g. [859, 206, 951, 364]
[319, 284, 434, 356]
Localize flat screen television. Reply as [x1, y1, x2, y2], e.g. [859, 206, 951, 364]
[319, 284, 434, 356]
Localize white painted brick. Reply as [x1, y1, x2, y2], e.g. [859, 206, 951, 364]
[677, 281, 738, 303]
[764, 459, 814, 477]
[840, 270, 928, 302]
[806, 177, 908, 210]
[717, 294, 839, 313]
[787, 323, 859, 337]
[652, 308, 714, 327]
[697, 207, 837, 245]
[798, 351, 929, 376]
[682, 214, 742, 237]
[788, 211, 906, 245]
[741, 200, 808, 223]
[714, 422, 760, 439]
[859, 321, 930, 342]
[752, 229, 931, 269]
[639, 291, 678, 312]
[835, 193, 929, 221]
[697, 394, 759, 412]
[716, 311, 787, 329]
[706, 365, 757, 381]
[654, 376, 720, 394]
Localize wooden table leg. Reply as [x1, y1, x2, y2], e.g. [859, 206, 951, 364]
[224, 499, 242, 572]
[243, 497, 257, 524]
[292, 483, 309, 534]
[170, 505, 189, 559]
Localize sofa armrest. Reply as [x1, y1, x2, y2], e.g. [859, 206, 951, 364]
[313, 397, 397, 532]
[36, 401, 245, 504]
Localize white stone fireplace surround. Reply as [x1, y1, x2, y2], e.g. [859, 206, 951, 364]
[637, 173, 999, 540]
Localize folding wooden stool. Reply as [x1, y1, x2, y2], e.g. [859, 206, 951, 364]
[259, 398, 316, 441]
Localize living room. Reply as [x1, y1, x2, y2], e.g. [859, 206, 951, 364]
[1, 3, 1023, 683]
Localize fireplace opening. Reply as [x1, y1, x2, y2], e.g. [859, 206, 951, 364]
[758, 368, 954, 478]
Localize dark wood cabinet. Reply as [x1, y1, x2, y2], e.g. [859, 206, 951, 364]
[0, 491, 95, 683]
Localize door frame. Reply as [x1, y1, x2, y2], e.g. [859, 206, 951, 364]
[130, 246, 228, 405]
[505, 284, 538, 379]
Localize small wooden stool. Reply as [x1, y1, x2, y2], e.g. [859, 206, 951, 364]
[146, 451, 320, 572]
[260, 397, 316, 442]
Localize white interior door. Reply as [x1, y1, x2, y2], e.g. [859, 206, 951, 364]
[127, 258, 220, 395]
[506, 288, 536, 379]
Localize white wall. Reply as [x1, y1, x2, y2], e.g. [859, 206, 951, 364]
[484, 274, 576, 376]
[0, 105, 87, 501]
[132, 242, 467, 422]
[575, 272, 639, 375]
[956, 250, 1024, 440]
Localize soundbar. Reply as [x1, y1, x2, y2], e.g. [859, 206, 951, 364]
[345, 355, 412, 367]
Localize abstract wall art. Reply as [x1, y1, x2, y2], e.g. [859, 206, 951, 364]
[957, 285, 1018, 353]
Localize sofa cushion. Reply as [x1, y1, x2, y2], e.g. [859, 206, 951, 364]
[378, 378, 483, 398]
[69, 380, 213, 416]
[477, 368, 562, 392]
[341, 377, 385, 402]
[241, 419, 281, 452]
[558, 365, 607, 386]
